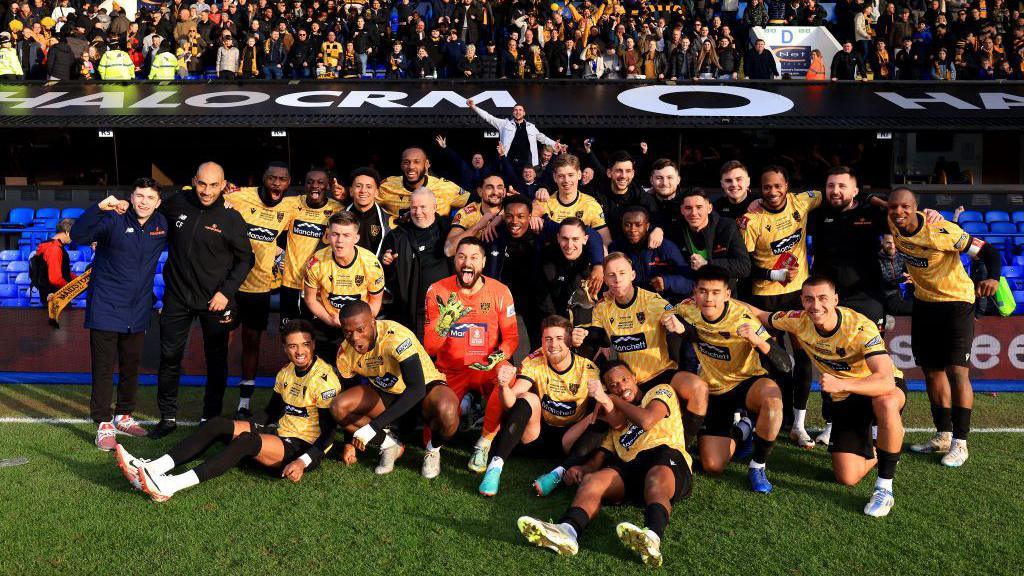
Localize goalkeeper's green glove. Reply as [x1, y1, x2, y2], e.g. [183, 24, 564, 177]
[469, 351, 507, 372]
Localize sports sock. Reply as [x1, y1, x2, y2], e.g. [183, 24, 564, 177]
[750, 433, 775, 467]
[192, 431, 262, 482]
[238, 379, 255, 408]
[562, 421, 610, 468]
[930, 403, 953, 433]
[549, 466, 566, 480]
[489, 397, 532, 462]
[876, 448, 900, 482]
[952, 406, 972, 441]
[875, 477, 893, 492]
[486, 456, 504, 471]
[792, 347, 812, 411]
[558, 506, 590, 538]
[380, 431, 399, 451]
[731, 416, 753, 445]
[161, 470, 200, 495]
[166, 416, 234, 467]
[872, 425, 878, 441]
[460, 394, 473, 415]
[792, 408, 807, 431]
[683, 409, 705, 442]
[481, 386, 505, 440]
[149, 454, 175, 476]
[426, 440, 440, 453]
[821, 390, 833, 422]
[644, 503, 669, 539]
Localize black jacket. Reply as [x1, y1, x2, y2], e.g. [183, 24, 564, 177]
[808, 197, 888, 297]
[540, 242, 597, 324]
[46, 41, 77, 80]
[159, 190, 253, 311]
[672, 212, 751, 290]
[380, 219, 451, 335]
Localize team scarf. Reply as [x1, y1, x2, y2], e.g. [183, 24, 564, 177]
[47, 267, 91, 328]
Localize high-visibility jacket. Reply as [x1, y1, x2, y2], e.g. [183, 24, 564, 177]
[0, 46, 23, 77]
[97, 49, 135, 80]
[148, 51, 178, 80]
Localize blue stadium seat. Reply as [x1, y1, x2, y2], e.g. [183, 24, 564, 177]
[154, 274, 164, 287]
[0, 284, 16, 298]
[33, 207, 60, 222]
[1, 207, 34, 229]
[939, 210, 954, 221]
[961, 221, 988, 235]
[1017, 222, 1024, 233]
[67, 250, 80, 262]
[6, 260, 28, 283]
[72, 262, 89, 274]
[1014, 211, 1024, 223]
[986, 211, 1010, 223]
[989, 221, 1016, 235]
[77, 246, 92, 261]
[1014, 237, 1024, 252]
[154, 299, 163, 309]
[1003, 266, 1023, 278]
[1014, 292, 1024, 314]
[158, 251, 168, 263]
[1016, 255, 1024, 267]
[18, 247, 31, 260]
[14, 271, 31, 289]
[0, 250, 18, 261]
[958, 210, 984, 223]
[61, 207, 85, 220]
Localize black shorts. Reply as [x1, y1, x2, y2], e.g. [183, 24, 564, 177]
[750, 290, 802, 313]
[700, 375, 762, 438]
[911, 300, 974, 369]
[236, 290, 272, 331]
[248, 422, 312, 466]
[523, 420, 572, 457]
[829, 377, 907, 459]
[607, 445, 693, 504]
[278, 286, 306, 329]
[840, 291, 885, 330]
[638, 369, 676, 394]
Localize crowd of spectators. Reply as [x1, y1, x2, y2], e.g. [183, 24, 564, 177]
[0, 0, 1021, 80]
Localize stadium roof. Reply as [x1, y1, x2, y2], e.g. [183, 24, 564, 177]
[2, 80, 1024, 130]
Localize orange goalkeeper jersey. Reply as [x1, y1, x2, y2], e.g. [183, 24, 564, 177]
[423, 275, 519, 370]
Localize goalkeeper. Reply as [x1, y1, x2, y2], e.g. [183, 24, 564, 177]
[423, 237, 520, 474]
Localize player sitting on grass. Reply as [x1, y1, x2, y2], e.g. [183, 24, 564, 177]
[477, 315, 606, 497]
[744, 275, 906, 517]
[517, 361, 692, 568]
[114, 319, 341, 502]
[662, 265, 791, 494]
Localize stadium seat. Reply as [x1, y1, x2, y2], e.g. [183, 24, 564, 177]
[957, 210, 984, 223]
[67, 250, 80, 262]
[1017, 222, 1024, 233]
[158, 251, 168, 263]
[1015, 255, 1024, 266]
[154, 274, 164, 287]
[18, 246, 31, 260]
[77, 246, 92, 261]
[1013, 211, 1024, 223]
[72, 262, 89, 274]
[5, 260, 28, 283]
[939, 210, 954, 221]
[14, 271, 31, 290]
[988, 221, 1016, 235]
[961, 221, 988, 235]
[33, 207, 60, 222]
[0, 207, 34, 229]
[1014, 292, 1024, 313]
[1003, 266, 1023, 278]
[0, 284, 16, 298]
[61, 207, 85, 220]
[0, 250, 18, 269]
[985, 211, 1010, 223]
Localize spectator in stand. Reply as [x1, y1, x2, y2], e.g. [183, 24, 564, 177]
[239, 35, 262, 78]
[263, 29, 287, 78]
[289, 28, 316, 78]
[216, 35, 239, 78]
[386, 40, 408, 77]
[411, 45, 436, 77]
[694, 39, 722, 79]
[717, 37, 739, 79]
[831, 40, 867, 80]
[458, 43, 480, 77]
[894, 37, 919, 79]
[467, 98, 558, 176]
[931, 47, 957, 79]
[853, 5, 874, 62]
[878, 234, 913, 316]
[32, 218, 77, 302]
[582, 42, 604, 79]
[641, 38, 667, 79]
[798, 0, 828, 26]
[743, 0, 770, 29]
[745, 38, 779, 79]
[806, 48, 827, 79]
[869, 40, 892, 80]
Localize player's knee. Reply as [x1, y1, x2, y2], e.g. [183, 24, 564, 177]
[701, 455, 726, 476]
[833, 468, 860, 487]
[329, 396, 350, 421]
[521, 392, 541, 414]
[872, 393, 901, 416]
[233, 431, 263, 453]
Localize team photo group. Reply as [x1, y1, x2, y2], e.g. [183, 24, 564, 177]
[72, 124, 1000, 568]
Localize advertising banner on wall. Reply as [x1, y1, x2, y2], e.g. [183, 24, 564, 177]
[750, 26, 842, 77]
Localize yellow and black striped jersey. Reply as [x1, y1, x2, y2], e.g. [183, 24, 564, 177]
[738, 190, 822, 296]
[538, 191, 606, 229]
[281, 196, 342, 290]
[336, 320, 445, 395]
[601, 384, 692, 469]
[768, 306, 902, 402]
[586, 288, 676, 384]
[888, 214, 975, 304]
[226, 188, 300, 293]
[377, 174, 470, 217]
[273, 357, 342, 444]
[672, 298, 768, 395]
[518, 351, 600, 427]
[304, 245, 385, 312]
[321, 41, 342, 66]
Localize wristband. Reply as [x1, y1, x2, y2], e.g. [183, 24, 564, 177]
[298, 453, 313, 467]
[353, 423, 377, 445]
[769, 269, 788, 282]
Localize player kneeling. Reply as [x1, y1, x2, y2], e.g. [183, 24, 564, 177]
[746, 275, 906, 517]
[477, 315, 606, 497]
[662, 265, 791, 493]
[114, 320, 340, 501]
[517, 361, 692, 568]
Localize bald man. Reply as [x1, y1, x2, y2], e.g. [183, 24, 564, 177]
[151, 162, 254, 440]
[376, 147, 471, 218]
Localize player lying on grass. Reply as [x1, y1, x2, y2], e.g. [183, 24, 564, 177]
[114, 320, 341, 502]
[662, 265, 791, 493]
[329, 300, 461, 478]
[517, 361, 692, 568]
[476, 315, 609, 497]
[744, 275, 906, 517]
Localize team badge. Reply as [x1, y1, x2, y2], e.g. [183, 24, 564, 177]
[719, 331, 731, 339]
[354, 275, 364, 286]
[568, 381, 580, 395]
[836, 347, 846, 356]
[793, 211, 802, 222]
[481, 302, 491, 312]
[575, 211, 584, 218]
[636, 312, 645, 324]
[370, 224, 381, 237]
[277, 212, 285, 222]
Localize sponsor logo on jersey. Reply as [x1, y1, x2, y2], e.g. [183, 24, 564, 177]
[247, 224, 277, 242]
[292, 220, 325, 238]
[283, 404, 309, 417]
[327, 293, 360, 309]
[813, 354, 852, 372]
[541, 395, 578, 418]
[865, 335, 882, 348]
[370, 373, 399, 390]
[610, 333, 648, 353]
[903, 254, 929, 268]
[321, 388, 337, 401]
[618, 424, 646, 449]
[697, 341, 732, 361]
[835, 346, 846, 357]
[395, 338, 413, 355]
[449, 322, 486, 338]
[770, 231, 803, 254]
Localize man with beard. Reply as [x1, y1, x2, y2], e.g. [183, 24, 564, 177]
[380, 188, 452, 337]
[610, 207, 692, 303]
[583, 147, 658, 246]
[674, 188, 750, 291]
[648, 158, 684, 234]
[467, 99, 559, 174]
[225, 162, 301, 420]
[533, 154, 611, 246]
[377, 147, 470, 218]
[540, 218, 602, 329]
[277, 168, 342, 333]
[346, 167, 395, 258]
[713, 160, 758, 221]
[424, 237, 519, 475]
[444, 174, 508, 257]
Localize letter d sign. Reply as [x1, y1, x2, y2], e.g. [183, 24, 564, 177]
[781, 30, 793, 43]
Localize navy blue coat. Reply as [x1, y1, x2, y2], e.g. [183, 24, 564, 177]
[70, 203, 169, 333]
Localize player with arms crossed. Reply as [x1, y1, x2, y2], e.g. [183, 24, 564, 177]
[330, 301, 461, 478]
[887, 187, 1001, 467]
[517, 361, 692, 567]
[745, 275, 906, 517]
[662, 265, 791, 493]
[423, 237, 519, 475]
[115, 320, 340, 501]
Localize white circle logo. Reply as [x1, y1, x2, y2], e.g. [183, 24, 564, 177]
[617, 85, 795, 117]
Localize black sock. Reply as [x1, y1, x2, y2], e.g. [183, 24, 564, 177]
[490, 398, 532, 462]
[876, 448, 900, 480]
[683, 409, 704, 443]
[239, 383, 255, 399]
[192, 431, 262, 482]
[792, 348, 812, 411]
[563, 421, 609, 469]
[751, 433, 775, 465]
[952, 406, 972, 440]
[166, 416, 234, 467]
[730, 417, 752, 445]
[930, 403, 953, 433]
[558, 506, 590, 537]
[821, 391, 833, 422]
[644, 503, 670, 539]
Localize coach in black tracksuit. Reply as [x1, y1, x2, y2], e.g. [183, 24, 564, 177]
[150, 163, 253, 438]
